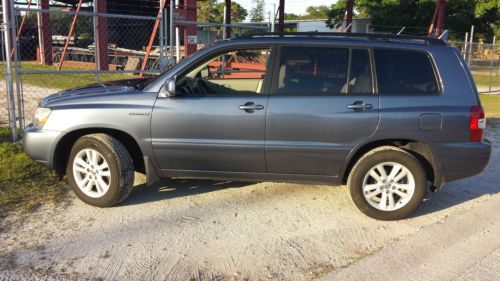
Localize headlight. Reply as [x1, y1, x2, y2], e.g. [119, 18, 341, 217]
[33, 107, 52, 129]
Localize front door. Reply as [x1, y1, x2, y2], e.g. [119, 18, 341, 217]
[266, 46, 380, 176]
[151, 47, 273, 174]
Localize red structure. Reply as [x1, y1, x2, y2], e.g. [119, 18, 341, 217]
[182, 0, 197, 56]
[428, 0, 446, 37]
[40, 0, 53, 65]
[95, 0, 109, 70]
[278, 0, 285, 32]
[345, 0, 354, 33]
[224, 0, 231, 38]
[57, 0, 84, 70]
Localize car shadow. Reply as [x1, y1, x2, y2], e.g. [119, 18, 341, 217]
[121, 178, 255, 206]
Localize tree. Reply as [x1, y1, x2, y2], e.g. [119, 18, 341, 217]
[303, 6, 330, 20]
[250, 0, 266, 22]
[197, 0, 218, 23]
[285, 13, 301, 21]
[214, 1, 248, 23]
[325, 0, 499, 39]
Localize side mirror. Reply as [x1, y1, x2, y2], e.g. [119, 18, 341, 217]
[162, 77, 176, 97]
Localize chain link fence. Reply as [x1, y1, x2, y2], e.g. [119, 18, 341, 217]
[1, 1, 267, 134]
[465, 42, 499, 94]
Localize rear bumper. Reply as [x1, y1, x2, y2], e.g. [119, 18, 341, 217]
[23, 126, 63, 169]
[430, 139, 492, 184]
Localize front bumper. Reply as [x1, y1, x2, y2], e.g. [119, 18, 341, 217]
[430, 139, 492, 184]
[23, 126, 63, 169]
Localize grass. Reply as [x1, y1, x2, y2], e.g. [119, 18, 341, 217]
[473, 73, 500, 88]
[0, 62, 135, 90]
[0, 126, 66, 217]
[480, 94, 500, 119]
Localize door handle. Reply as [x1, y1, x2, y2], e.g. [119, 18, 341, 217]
[239, 102, 264, 113]
[347, 101, 373, 111]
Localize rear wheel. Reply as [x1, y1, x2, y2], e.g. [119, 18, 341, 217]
[66, 134, 134, 207]
[348, 146, 426, 220]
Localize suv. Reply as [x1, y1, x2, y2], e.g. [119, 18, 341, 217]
[24, 33, 491, 220]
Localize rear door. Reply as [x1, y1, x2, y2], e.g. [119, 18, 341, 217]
[266, 45, 380, 176]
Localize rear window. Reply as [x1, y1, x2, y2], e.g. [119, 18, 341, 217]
[374, 49, 439, 95]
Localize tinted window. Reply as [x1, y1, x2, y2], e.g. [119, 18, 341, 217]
[277, 47, 372, 95]
[374, 49, 439, 95]
[277, 47, 349, 94]
[346, 49, 373, 94]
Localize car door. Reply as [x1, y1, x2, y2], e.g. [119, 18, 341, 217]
[151, 46, 273, 174]
[266, 45, 380, 176]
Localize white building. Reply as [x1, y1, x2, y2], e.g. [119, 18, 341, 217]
[296, 18, 372, 33]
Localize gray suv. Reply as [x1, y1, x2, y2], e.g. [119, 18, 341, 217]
[23, 33, 491, 220]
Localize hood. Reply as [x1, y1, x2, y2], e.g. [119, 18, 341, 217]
[40, 78, 148, 106]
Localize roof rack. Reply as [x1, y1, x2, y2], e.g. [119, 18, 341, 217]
[234, 32, 445, 46]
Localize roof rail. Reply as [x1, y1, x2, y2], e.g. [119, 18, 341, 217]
[234, 32, 446, 46]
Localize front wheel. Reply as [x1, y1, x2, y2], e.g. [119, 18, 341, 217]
[348, 146, 426, 220]
[66, 134, 135, 207]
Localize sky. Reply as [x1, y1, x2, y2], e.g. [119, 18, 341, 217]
[231, 0, 338, 17]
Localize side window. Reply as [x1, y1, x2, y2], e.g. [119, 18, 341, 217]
[176, 48, 271, 96]
[276, 47, 372, 95]
[277, 47, 348, 94]
[348, 49, 373, 95]
[374, 49, 439, 95]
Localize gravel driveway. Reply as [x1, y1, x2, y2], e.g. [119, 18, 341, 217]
[1, 123, 499, 281]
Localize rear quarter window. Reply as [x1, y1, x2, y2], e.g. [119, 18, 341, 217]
[374, 49, 439, 95]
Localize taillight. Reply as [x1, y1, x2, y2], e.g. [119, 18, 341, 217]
[470, 106, 485, 142]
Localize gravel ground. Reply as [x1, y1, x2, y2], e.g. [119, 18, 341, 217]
[0, 124, 499, 281]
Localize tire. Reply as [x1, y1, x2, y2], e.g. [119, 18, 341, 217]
[347, 146, 426, 220]
[66, 133, 135, 207]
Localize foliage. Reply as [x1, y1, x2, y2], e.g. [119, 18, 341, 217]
[303, 6, 330, 20]
[197, 0, 219, 23]
[286, 5, 330, 21]
[250, 0, 266, 22]
[325, 0, 348, 29]
[197, 0, 248, 23]
[23, 10, 93, 37]
[325, 0, 499, 39]
[214, 1, 248, 23]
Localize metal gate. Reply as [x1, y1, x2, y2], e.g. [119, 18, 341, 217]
[1, 0, 269, 141]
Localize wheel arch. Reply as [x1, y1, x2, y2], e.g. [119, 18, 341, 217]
[341, 139, 442, 191]
[53, 128, 145, 175]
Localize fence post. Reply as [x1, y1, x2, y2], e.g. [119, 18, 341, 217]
[10, 1, 24, 128]
[159, 0, 165, 71]
[463, 32, 468, 60]
[490, 36, 496, 93]
[93, 0, 99, 82]
[467, 25, 474, 67]
[169, 0, 174, 66]
[175, 0, 180, 63]
[2, 0, 17, 141]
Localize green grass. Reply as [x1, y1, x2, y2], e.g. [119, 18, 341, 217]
[0, 127, 66, 217]
[473, 74, 500, 87]
[0, 62, 135, 90]
[480, 94, 500, 119]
